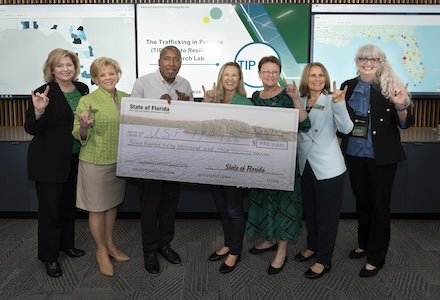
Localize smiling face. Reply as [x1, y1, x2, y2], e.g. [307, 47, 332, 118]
[258, 62, 281, 88]
[307, 65, 326, 93]
[52, 56, 76, 83]
[158, 48, 182, 83]
[221, 65, 240, 93]
[96, 64, 118, 93]
[357, 57, 380, 82]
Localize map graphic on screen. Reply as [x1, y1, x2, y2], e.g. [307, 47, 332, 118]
[311, 4, 440, 98]
[0, 4, 136, 98]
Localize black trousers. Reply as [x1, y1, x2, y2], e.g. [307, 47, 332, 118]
[35, 153, 79, 262]
[346, 155, 397, 268]
[138, 179, 180, 253]
[301, 161, 345, 265]
[211, 186, 246, 255]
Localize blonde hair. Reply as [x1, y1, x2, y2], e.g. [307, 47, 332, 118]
[43, 48, 80, 83]
[212, 62, 246, 103]
[355, 44, 412, 106]
[299, 62, 331, 98]
[90, 57, 122, 85]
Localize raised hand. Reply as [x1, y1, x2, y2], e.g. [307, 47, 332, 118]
[332, 81, 348, 103]
[75, 104, 94, 130]
[202, 82, 216, 103]
[31, 85, 50, 113]
[75, 104, 93, 140]
[283, 77, 309, 121]
[283, 78, 300, 101]
[176, 89, 190, 101]
[391, 80, 408, 108]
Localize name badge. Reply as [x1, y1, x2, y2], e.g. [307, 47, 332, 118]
[312, 104, 325, 111]
[351, 115, 368, 139]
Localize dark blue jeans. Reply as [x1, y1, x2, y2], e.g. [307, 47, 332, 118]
[211, 186, 246, 255]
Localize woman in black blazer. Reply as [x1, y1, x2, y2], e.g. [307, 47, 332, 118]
[340, 44, 415, 277]
[24, 48, 89, 277]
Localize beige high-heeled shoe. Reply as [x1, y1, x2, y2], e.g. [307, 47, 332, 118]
[96, 252, 114, 276]
[108, 250, 130, 262]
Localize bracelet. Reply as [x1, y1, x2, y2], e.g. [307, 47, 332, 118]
[395, 103, 409, 112]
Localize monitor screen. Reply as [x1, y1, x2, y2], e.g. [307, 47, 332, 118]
[310, 4, 440, 98]
[136, 3, 310, 98]
[0, 4, 136, 99]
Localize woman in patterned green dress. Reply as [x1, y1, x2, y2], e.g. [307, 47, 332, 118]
[246, 56, 310, 275]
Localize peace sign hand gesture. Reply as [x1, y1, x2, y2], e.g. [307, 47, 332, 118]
[31, 85, 50, 114]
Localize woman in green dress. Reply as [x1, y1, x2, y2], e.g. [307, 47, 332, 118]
[246, 56, 310, 275]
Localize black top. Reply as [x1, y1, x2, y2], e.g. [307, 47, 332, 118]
[340, 78, 415, 165]
[24, 81, 89, 182]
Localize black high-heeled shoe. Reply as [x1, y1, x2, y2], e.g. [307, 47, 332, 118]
[304, 264, 331, 279]
[219, 255, 241, 273]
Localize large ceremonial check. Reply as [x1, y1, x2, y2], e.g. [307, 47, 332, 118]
[117, 98, 299, 191]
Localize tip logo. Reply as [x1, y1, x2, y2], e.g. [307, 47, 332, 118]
[234, 42, 280, 89]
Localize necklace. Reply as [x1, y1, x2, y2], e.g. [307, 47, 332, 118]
[360, 84, 370, 92]
[359, 80, 371, 92]
[358, 81, 371, 100]
[261, 87, 281, 99]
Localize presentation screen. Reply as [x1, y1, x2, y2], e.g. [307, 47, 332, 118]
[136, 4, 310, 98]
[0, 4, 136, 99]
[311, 4, 440, 98]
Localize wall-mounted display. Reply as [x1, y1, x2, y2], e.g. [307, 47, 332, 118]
[136, 4, 310, 98]
[311, 4, 440, 98]
[0, 4, 136, 98]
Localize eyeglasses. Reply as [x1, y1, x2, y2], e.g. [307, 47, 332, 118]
[161, 57, 181, 63]
[260, 70, 280, 76]
[358, 57, 380, 64]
